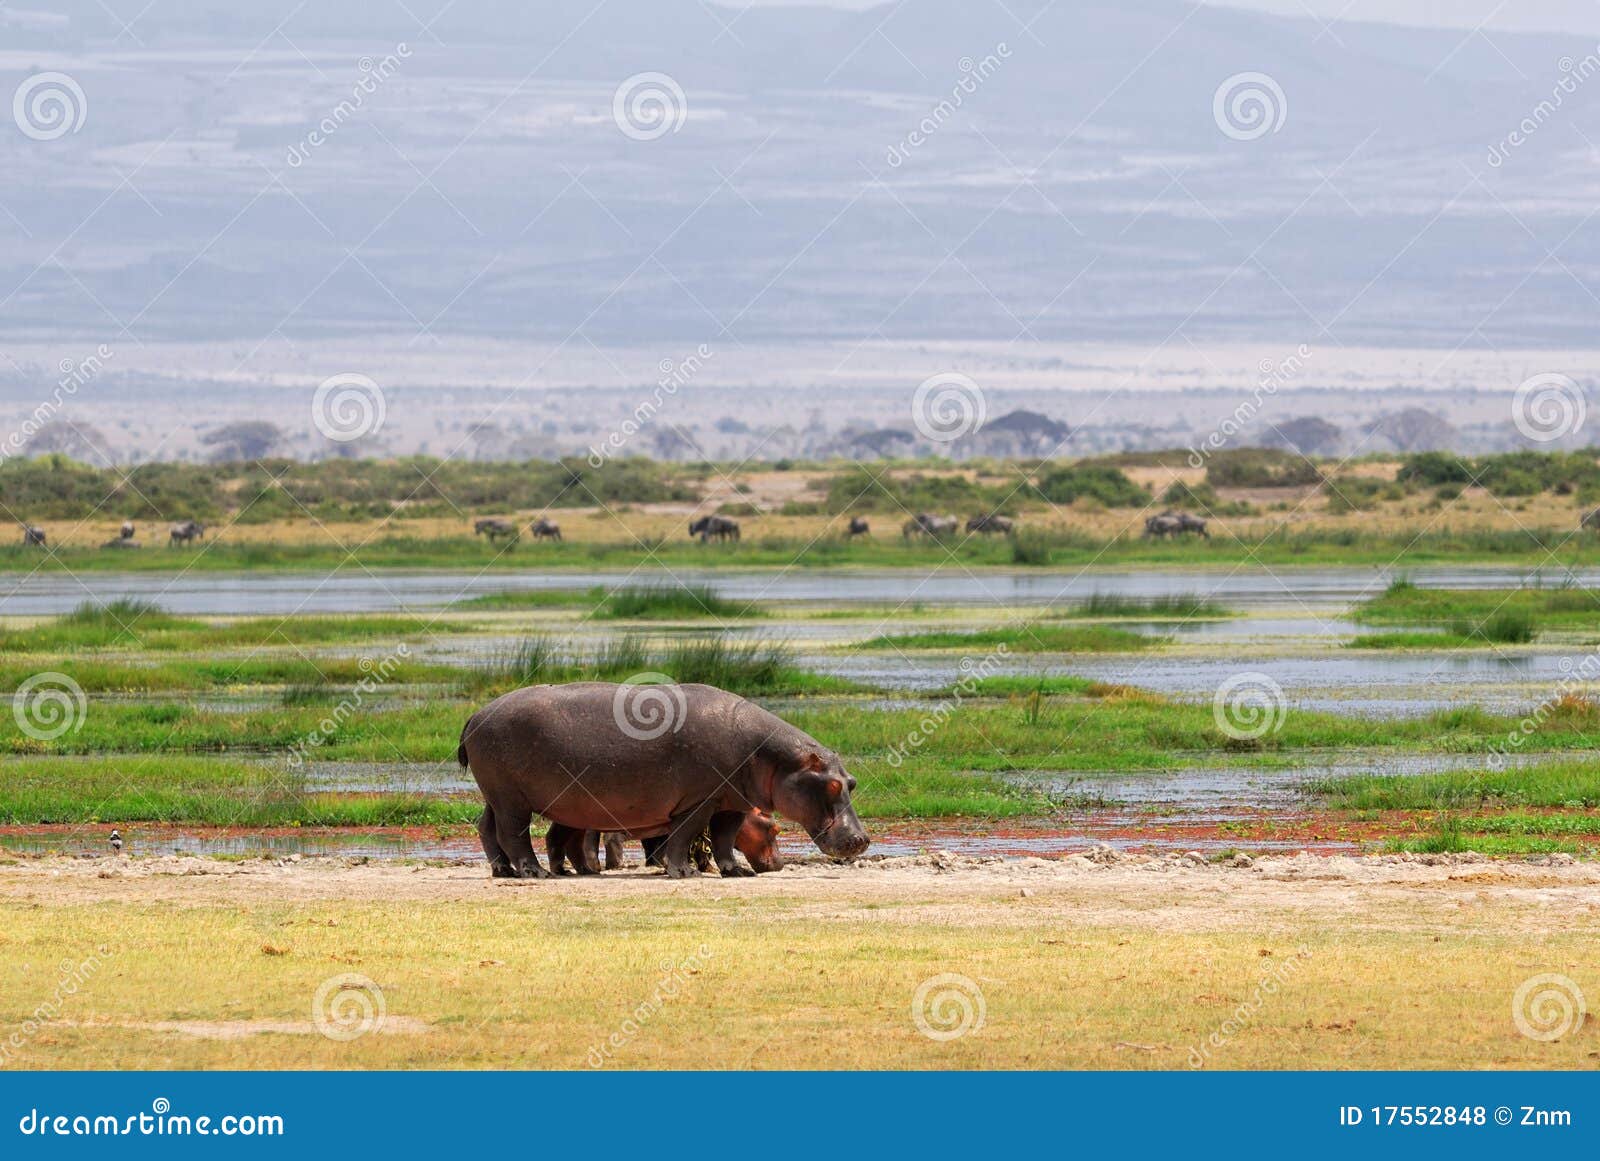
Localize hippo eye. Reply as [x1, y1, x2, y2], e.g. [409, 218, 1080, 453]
[825, 778, 843, 800]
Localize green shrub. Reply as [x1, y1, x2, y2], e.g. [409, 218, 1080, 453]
[1032, 464, 1149, 507]
[1204, 449, 1322, 488]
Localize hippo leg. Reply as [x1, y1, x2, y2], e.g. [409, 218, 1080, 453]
[603, 833, 625, 870]
[660, 802, 719, 879]
[569, 830, 602, 875]
[494, 807, 549, 879]
[709, 811, 755, 877]
[544, 823, 576, 876]
[641, 835, 666, 868]
[478, 806, 514, 878]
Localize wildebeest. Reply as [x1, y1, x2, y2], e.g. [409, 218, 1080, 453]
[168, 520, 205, 545]
[689, 515, 740, 542]
[902, 512, 958, 539]
[20, 525, 46, 547]
[1143, 511, 1209, 540]
[473, 517, 517, 543]
[1583, 508, 1600, 532]
[100, 537, 141, 550]
[458, 682, 868, 878]
[528, 518, 562, 541]
[845, 517, 871, 538]
[966, 514, 1015, 535]
[119, 521, 135, 540]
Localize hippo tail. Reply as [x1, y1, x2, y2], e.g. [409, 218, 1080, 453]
[457, 715, 475, 769]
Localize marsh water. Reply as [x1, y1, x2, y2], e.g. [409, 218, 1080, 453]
[5, 564, 1600, 616]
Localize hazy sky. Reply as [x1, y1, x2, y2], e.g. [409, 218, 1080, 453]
[736, 0, 1600, 36]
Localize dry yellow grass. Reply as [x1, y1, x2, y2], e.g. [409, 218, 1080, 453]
[2, 854, 1595, 1070]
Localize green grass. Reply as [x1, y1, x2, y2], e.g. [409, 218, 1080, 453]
[1069, 592, 1229, 619]
[855, 623, 1157, 653]
[452, 587, 605, 610]
[1307, 759, 1600, 810]
[0, 654, 461, 694]
[0, 603, 467, 653]
[1354, 582, 1600, 629]
[483, 633, 853, 696]
[596, 584, 756, 620]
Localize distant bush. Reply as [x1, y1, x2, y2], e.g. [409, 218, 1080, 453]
[1396, 451, 1474, 487]
[1204, 449, 1322, 488]
[822, 467, 1001, 514]
[1159, 479, 1254, 516]
[1032, 464, 1149, 507]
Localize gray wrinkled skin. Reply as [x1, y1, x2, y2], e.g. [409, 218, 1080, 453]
[458, 682, 868, 879]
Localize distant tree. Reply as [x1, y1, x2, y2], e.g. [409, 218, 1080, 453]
[25, 420, 114, 465]
[1366, 408, 1458, 452]
[1260, 415, 1341, 456]
[201, 421, 284, 462]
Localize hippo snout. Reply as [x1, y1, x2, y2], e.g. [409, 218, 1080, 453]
[815, 816, 870, 859]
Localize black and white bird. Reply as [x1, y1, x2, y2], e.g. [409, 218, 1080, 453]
[108, 829, 123, 855]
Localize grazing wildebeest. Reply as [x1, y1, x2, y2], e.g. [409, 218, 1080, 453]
[546, 810, 782, 877]
[845, 517, 871, 538]
[966, 514, 1015, 535]
[528, 518, 562, 541]
[458, 682, 868, 879]
[119, 521, 135, 540]
[100, 537, 141, 550]
[1144, 511, 1209, 540]
[689, 515, 741, 543]
[1583, 508, 1600, 532]
[20, 525, 46, 548]
[473, 517, 517, 543]
[902, 512, 957, 539]
[168, 520, 205, 545]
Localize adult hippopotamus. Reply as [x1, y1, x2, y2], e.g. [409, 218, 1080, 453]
[457, 682, 869, 878]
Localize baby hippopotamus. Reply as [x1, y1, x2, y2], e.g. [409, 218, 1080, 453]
[546, 810, 783, 877]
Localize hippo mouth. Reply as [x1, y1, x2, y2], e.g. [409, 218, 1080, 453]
[811, 816, 870, 859]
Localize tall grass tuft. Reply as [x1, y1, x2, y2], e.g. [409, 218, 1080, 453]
[598, 584, 752, 619]
[1074, 592, 1226, 618]
[482, 633, 817, 696]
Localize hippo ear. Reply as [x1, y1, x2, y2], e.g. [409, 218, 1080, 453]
[798, 751, 827, 773]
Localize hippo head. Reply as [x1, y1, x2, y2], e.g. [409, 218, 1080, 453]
[771, 749, 869, 860]
[735, 810, 784, 873]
